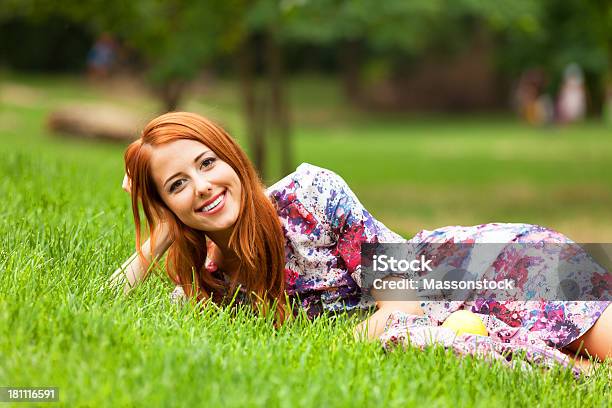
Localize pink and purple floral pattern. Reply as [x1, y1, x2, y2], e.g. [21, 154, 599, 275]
[380, 311, 584, 377]
[267, 163, 405, 317]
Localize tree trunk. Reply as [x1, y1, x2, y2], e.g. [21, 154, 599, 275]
[340, 39, 361, 103]
[266, 29, 292, 176]
[159, 79, 186, 112]
[584, 70, 604, 117]
[237, 35, 266, 178]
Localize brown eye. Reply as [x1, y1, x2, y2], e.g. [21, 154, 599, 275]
[200, 157, 216, 169]
[169, 179, 184, 193]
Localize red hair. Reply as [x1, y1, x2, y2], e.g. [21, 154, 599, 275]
[124, 112, 288, 323]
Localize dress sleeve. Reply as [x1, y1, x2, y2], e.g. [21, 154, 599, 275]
[297, 164, 406, 290]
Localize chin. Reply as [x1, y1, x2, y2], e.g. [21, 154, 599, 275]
[200, 216, 238, 233]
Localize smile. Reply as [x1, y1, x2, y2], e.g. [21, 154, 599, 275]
[196, 191, 226, 215]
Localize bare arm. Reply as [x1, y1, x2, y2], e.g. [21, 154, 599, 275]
[353, 276, 424, 341]
[108, 222, 173, 294]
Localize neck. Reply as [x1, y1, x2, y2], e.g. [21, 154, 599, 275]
[206, 228, 232, 251]
[206, 227, 241, 270]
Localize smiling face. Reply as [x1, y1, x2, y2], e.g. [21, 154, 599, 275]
[149, 139, 242, 234]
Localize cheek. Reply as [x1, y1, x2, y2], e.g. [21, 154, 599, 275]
[230, 174, 242, 197]
[167, 192, 193, 215]
[229, 182, 241, 207]
[235, 185, 242, 204]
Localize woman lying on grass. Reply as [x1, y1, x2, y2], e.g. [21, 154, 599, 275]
[109, 111, 611, 367]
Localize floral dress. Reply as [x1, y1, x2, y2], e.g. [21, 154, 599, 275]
[265, 163, 610, 349]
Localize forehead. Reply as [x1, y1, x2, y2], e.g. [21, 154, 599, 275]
[149, 139, 211, 180]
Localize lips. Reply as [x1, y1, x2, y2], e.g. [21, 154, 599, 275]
[195, 190, 226, 213]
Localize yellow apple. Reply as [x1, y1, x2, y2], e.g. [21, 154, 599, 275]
[441, 310, 489, 336]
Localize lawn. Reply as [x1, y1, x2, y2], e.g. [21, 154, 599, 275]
[0, 72, 610, 407]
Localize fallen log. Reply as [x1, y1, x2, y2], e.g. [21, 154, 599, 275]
[47, 105, 145, 141]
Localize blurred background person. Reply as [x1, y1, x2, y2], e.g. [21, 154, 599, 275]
[556, 63, 587, 124]
[87, 33, 117, 80]
[515, 68, 554, 125]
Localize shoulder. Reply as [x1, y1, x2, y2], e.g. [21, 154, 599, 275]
[267, 162, 345, 192]
[266, 163, 348, 209]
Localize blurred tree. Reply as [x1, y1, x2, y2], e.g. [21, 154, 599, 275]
[246, 0, 293, 176]
[281, 0, 541, 105]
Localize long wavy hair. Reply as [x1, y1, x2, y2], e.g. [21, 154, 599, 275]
[124, 112, 288, 323]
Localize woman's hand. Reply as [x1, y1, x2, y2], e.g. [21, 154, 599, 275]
[353, 301, 424, 341]
[205, 239, 223, 272]
[122, 173, 132, 194]
[353, 305, 393, 341]
[353, 275, 425, 341]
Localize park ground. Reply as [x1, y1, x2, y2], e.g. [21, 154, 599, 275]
[1, 72, 611, 407]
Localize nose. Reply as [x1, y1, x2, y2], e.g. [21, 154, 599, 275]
[193, 173, 213, 197]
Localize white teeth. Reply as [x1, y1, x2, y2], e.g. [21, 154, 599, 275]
[201, 194, 224, 212]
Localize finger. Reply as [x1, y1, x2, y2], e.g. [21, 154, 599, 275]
[205, 259, 218, 272]
[122, 174, 132, 193]
[205, 240, 222, 271]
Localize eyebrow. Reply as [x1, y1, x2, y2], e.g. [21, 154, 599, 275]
[163, 150, 211, 189]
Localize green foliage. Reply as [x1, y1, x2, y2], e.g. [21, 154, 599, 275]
[498, 0, 611, 78]
[280, 0, 540, 53]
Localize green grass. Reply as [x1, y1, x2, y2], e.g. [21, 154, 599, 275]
[0, 72, 611, 407]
